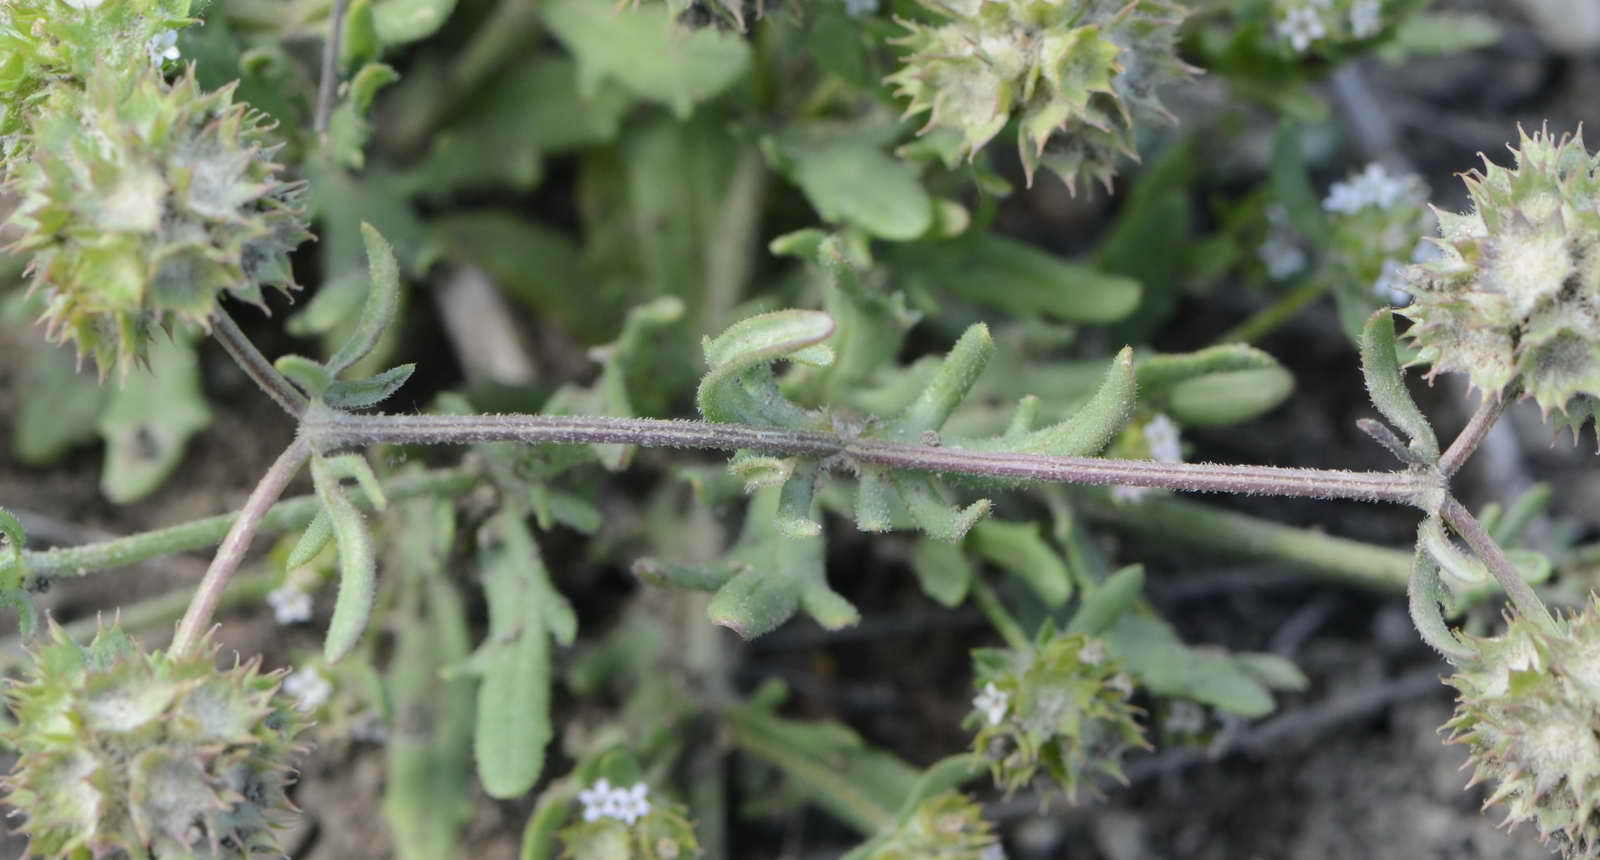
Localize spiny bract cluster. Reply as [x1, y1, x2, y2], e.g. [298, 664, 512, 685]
[1403, 127, 1600, 432]
[3, 621, 307, 858]
[4, 64, 310, 375]
[0, 0, 191, 165]
[969, 626, 1148, 799]
[886, 0, 1197, 192]
[1443, 599, 1600, 858]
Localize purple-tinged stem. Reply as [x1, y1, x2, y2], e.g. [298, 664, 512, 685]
[1438, 394, 1507, 478]
[308, 413, 1433, 506]
[213, 308, 307, 417]
[171, 438, 311, 658]
[1439, 496, 1560, 637]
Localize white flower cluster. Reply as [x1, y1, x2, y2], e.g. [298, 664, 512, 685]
[267, 584, 314, 625]
[1323, 163, 1420, 215]
[578, 778, 653, 826]
[1277, 6, 1326, 53]
[282, 667, 333, 713]
[973, 682, 1009, 727]
[843, 0, 879, 16]
[1276, 0, 1385, 54]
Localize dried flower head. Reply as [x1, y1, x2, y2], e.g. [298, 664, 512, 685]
[4, 64, 310, 375]
[2, 620, 307, 858]
[1443, 599, 1600, 857]
[886, 0, 1198, 193]
[969, 626, 1148, 799]
[1402, 127, 1600, 432]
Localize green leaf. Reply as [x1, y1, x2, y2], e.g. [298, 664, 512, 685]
[1270, 122, 1329, 245]
[476, 611, 551, 798]
[274, 355, 334, 398]
[781, 138, 933, 241]
[313, 457, 380, 662]
[542, 0, 750, 118]
[341, 0, 381, 70]
[697, 310, 834, 427]
[97, 336, 213, 504]
[13, 343, 106, 465]
[1360, 310, 1440, 462]
[1067, 564, 1144, 635]
[412, 58, 631, 195]
[326, 224, 402, 377]
[895, 324, 993, 436]
[286, 511, 335, 570]
[891, 233, 1141, 323]
[324, 363, 416, 409]
[911, 538, 972, 607]
[974, 347, 1135, 456]
[968, 519, 1072, 608]
[520, 784, 577, 860]
[1167, 367, 1294, 427]
[374, 0, 458, 44]
[1382, 12, 1501, 59]
[890, 472, 990, 543]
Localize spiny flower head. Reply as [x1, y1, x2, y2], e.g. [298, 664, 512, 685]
[969, 625, 1148, 799]
[865, 791, 1002, 860]
[559, 782, 700, 859]
[1401, 126, 1600, 432]
[4, 63, 311, 376]
[2, 620, 308, 858]
[886, 0, 1198, 193]
[0, 0, 191, 165]
[1443, 598, 1600, 858]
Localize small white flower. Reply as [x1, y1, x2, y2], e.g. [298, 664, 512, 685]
[266, 585, 313, 625]
[617, 782, 652, 825]
[282, 667, 333, 712]
[1323, 163, 1420, 215]
[147, 30, 181, 64]
[843, 0, 878, 15]
[578, 778, 615, 822]
[973, 682, 1009, 727]
[1276, 7, 1326, 53]
[1372, 259, 1412, 305]
[1143, 414, 1182, 464]
[1258, 234, 1308, 281]
[60, 0, 106, 10]
[1349, 0, 1382, 38]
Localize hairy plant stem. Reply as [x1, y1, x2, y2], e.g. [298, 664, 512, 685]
[314, 0, 350, 136]
[171, 439, 311, 658]
[1439, 496, 1561, 637]
[13, 468, 475, 583]
[1437, 394, 1507, 478]
[213, 307, 308, 417]
[309, 413, 1434, 505]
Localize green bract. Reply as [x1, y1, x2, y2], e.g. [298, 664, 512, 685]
[0, 0, 192, 165]
[862, 791, 999, 860]
[3, 620, 307, 858]
[5, 65, 310, 375]
[1443, 599, 1600, 858]
[1404, 127, 1600, 429]
[886, 0, 1198, 192]
[969, 625, 1148, 799]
